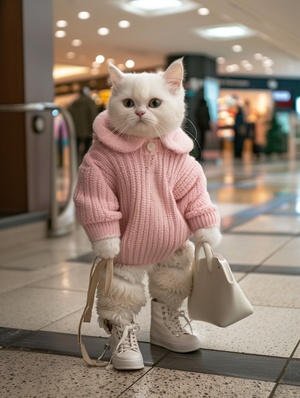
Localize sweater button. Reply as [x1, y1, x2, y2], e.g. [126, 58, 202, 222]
[147, 142, 156, 152]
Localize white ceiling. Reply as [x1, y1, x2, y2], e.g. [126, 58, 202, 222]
[53, 0, 300, 82]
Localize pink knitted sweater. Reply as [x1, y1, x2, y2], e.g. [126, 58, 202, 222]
[74, 111, 220, 266]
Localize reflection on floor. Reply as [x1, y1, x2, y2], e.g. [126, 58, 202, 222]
[1, 155, 300, 397]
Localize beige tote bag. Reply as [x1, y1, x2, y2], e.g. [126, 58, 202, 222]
[188, 242, 253, 327]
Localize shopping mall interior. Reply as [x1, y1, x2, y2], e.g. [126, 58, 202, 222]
[0, 1, 300, 397]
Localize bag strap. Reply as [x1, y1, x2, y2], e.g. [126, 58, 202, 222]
[78, 257, 114, 367]
[195, 242, 214, 272]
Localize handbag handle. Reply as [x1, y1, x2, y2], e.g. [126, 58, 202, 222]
[195, 241, 213, 272]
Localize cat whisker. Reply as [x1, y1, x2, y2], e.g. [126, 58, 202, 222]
[183, 118, 201, 149]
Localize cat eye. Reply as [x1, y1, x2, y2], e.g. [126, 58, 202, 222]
[123, 99, 134, 108]
[149, 98, 161, 108]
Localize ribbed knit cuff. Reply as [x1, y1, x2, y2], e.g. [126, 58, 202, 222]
[83, 220, 121, 242]
[188, 211, 220, 232]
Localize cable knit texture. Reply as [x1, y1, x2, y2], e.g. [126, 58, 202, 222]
[73, 110, 220, 266]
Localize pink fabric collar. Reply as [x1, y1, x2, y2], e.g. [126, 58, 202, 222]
[93, 111, 193, 154]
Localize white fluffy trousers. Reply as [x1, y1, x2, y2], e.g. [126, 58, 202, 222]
[96, 241, 194, 329]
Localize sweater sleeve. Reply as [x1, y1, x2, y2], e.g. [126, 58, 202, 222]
[73, 152, 122, 242]
[173, 156, 220, 231]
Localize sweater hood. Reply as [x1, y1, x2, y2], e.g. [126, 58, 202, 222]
[93, 110, 193, 154]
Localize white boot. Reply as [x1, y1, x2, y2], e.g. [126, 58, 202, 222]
[107, 322, 144, 370]
[96, 264, 147, 370]
[150, 299, 201, 353]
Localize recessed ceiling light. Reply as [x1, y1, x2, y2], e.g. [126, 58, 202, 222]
[95, 55, 105, 63]
[55, 30, 66, 38]
[216, 57, 225, 64]
[254, 53, 263, 60]
[195, 24, 254, 40]
[56, 20, 68, 28]
[123, 0, 197, 16]
[66, 52, 75, 59]
[126, 59, 135, 68]
[232, 44, 242, 52]
[263, 59, 274, 68]
[118, 20, 131, 28]
[226, 64, 239, 72]
[92, 61, 101, 68]
[78, 11, 90, 20]
[98, 27, 110, 36]
[72, 39, 82, 47]
[244, 63, 253, 70]
[198, 7, 210, 16]
[129, 0, 182, 11]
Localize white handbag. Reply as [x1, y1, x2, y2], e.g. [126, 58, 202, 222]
[188, 242, 253, 327]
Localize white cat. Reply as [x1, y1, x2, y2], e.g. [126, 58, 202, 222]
[74, 59, 221, 370]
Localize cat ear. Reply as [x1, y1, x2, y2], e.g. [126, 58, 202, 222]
[163, 58, 184, 93]
[108, 62, 124, 87]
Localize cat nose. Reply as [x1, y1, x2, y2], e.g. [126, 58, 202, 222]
[135, 109, 145, 117]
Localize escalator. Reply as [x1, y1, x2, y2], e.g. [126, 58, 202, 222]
[0, 102, 77, 238]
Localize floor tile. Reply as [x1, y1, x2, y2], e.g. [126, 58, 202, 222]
[0, 350, 149, 398]
[293, 345, 300, 359]
[281, 359, 300, 386]
[158, 349, 285, 382]
[191, 306, 300, 357]
[239, 273, 300, 308]
[31, 264, 90, 292]
[120, 366, 275, 398]
[215, 234, 290, 265]
[0, 262, 83, 294]
[264, 236, 300, 267]
[0, 287, 86, 330]
[273, 385, 300, 397]
[231, 214, 300, 234]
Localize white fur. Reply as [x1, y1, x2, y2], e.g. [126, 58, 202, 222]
[107, 59, 185, 138]
[96, 264, 147, 327]
[148, 243, 194, 310]
[194, 227, 222, 248]
[92, 237, 120, 259]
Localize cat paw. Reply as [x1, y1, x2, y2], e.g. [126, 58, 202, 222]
[92, 237, 120, 259]
[194, 227, 222, 248]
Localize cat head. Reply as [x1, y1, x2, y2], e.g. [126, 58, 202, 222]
[107, 59, 185, 138]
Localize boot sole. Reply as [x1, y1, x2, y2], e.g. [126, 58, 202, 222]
[150, 334, 201, 353]
[113, 362, 144, 371]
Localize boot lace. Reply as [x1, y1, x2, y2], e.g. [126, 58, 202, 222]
[162, 306, 193, 337]
[115, 323, 140, 354]
[98, 323, 140, 369]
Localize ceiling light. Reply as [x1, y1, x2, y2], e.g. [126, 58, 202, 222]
[232, 44, 242, 52]
[216, 57, 225, 64]
[56, 20, 68, 28]
[95, 55, 105, 63]
[98, 27, 110, 36]
[66, 52, 75, 59]
[55, 30, 66, 38]
[244, 63, 253, 70]
[123, 0, 198, 16]
[53, 64, 91, 80]
[195, 24, 254, 40]
[226, 64, 239, 72]
[72, 39, 82, 47]
[254, 53, 262, 60]
[126, 59, 135, 68]
[118, 20, 131, 28]
[78, 11, 90, 20]
[92, 61, 101, 68]
[198, 7, 210, 16]
[129, 0, 182, 12]
[263, 59, 274, 68]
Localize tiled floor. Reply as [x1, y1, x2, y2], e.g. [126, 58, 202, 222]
[1, 155, 300, 397]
